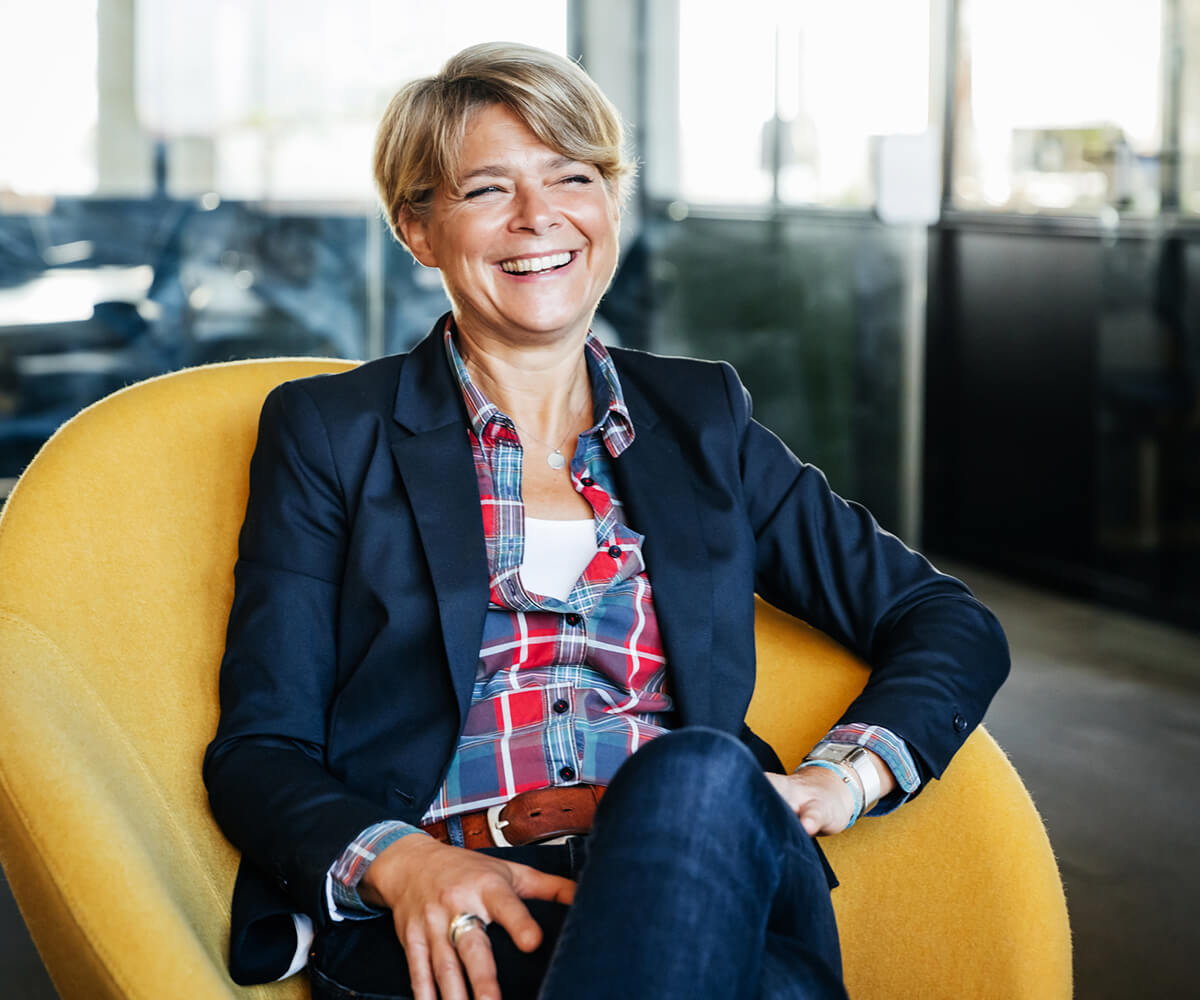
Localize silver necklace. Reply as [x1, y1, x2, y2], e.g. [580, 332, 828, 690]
[515, 396, 592, 470]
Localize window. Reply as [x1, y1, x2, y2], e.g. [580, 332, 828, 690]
[0, 0, 567, 202]
[137, 0, 567, 201]
[662, 0, 932, 209]
[0, 0, 567, 487]
[0, 0, 98, 199]
[952, 0, 1164, 215]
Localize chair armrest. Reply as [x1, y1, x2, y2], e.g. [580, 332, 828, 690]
[0, 613, 307, 1000]
[748, 598, 1071, 999]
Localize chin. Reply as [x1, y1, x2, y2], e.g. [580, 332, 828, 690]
[502, 307, 596, 340]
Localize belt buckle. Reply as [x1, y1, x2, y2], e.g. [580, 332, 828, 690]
[486, 803, 513, 847]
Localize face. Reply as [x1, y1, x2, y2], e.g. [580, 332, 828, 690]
[400, 103, 621, 349]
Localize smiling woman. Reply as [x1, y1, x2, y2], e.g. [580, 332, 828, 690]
[398, 104, 621, 352]
[203, 40, 1011, 1000]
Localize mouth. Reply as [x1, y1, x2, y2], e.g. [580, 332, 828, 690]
[498, 251, 575, 275]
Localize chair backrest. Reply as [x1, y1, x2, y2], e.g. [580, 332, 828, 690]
[0, 359, 1070, 999]
[0, 359, 355, 999]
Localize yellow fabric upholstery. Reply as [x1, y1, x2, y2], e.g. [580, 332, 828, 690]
[0, 359, 1070, 999]
[748, 603, 1072, 998]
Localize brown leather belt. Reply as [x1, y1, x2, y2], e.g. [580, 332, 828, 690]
[422, 784, 605, 850]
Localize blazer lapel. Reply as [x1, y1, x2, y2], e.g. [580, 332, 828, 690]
[386, 327, 490, 725]
[611, 377, 715, 728]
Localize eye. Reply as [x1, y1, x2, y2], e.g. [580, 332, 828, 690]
[463, 184, 503, 199]
[561, 174, 594, 186]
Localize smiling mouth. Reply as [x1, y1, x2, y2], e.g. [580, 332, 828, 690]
[499, 252, 574, 275]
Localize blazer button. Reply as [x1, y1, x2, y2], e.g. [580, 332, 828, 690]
[565, 613, 583, 627]
[953, 713, 968, 733]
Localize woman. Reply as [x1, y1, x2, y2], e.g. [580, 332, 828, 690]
[205, 42, 1009, 1000]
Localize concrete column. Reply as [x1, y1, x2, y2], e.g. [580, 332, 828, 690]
[573, 0, 667, 234]
[96, 0, 153, 194]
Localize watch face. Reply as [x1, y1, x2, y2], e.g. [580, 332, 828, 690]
[813, 744, 859, 760]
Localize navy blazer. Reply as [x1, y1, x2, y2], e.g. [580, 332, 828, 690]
[204, 319, 1009, 984]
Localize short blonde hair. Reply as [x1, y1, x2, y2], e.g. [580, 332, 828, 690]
[373, 42, 634, 247]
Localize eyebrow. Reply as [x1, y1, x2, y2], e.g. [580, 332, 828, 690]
[457, 155, 583, 185]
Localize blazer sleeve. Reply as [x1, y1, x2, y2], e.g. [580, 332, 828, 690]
[203, 379, 394, 919]
[721, 363, 1010, 785]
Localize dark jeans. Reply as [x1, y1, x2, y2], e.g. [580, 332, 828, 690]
[310, 727, 848, 1000]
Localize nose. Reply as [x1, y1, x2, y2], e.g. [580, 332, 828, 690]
[510, 184, 561, 235]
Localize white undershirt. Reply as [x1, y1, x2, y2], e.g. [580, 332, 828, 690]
[520, 517, 597, 601]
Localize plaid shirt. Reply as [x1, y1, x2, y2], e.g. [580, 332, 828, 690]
[422, 326, 672, 821]
[328, 325, 918, 916]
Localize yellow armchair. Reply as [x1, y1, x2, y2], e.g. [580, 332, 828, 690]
[0, 359, 1070, 999]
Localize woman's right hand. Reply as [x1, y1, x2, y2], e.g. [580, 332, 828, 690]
[358, 833, 577, 1000]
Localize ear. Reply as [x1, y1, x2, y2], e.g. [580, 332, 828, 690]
[399, 210, 439, 268]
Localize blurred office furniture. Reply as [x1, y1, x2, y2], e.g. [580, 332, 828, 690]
[0, 359, 1070, 999]
[0, 200, 449, 487]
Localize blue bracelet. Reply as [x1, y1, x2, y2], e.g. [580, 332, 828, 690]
[795, 759, 864, 829]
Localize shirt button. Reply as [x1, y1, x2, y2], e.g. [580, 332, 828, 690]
[553, 698, 569, 714]
[608, 544, 621, 558]
[565, 613, 583, 627]
[953, 713, 968, 733]
[581, 477, 595, 487]
[559, 766, 576, 781]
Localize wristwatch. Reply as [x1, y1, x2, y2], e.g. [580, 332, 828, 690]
[803, 743, 883, 815]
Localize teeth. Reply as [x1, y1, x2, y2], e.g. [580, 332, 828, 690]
[500, 252, 572, 274]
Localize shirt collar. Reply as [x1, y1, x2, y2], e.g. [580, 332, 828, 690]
[442, 317, 636, 458]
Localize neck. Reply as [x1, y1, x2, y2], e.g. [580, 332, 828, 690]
[455, 323, 593, 437]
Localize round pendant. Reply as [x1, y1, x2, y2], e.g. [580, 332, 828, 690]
[546, 449, 566, 470]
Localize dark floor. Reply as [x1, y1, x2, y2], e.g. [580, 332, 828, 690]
[944, 561, 1200, 998]
[2, 562, 1198, 998]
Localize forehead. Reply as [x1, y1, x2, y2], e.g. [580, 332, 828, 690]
[454, 104, 576, 174]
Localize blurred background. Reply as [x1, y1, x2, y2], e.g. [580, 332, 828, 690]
[1, 0, 1198, 996]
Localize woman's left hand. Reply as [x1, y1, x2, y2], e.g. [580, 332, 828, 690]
[766, 748, 895, 835]
[764, 768, 857, 835]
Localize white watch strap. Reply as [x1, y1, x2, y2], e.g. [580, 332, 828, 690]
[843, 747, 882, 814]
[803, 743, 883, 815]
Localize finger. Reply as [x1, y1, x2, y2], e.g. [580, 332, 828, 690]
[401, 925, 438, 1000]
[430, 932, 472, 1000]
[795, 802, 825, 836]
[485, 886, 546, 953]
[423, 907, 471, 1000]
[454, 922, 502, 1000]
[511, 864, 577, 905]
[796, 788, 850, 836]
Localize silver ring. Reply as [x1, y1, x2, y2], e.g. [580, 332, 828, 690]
[448, 912, 487, 947]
